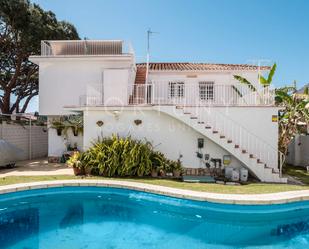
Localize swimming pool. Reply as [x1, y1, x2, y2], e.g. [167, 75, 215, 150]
[0, 186, 308, 249]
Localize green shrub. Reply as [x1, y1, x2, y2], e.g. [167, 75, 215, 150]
[66, 151, 82, 169]
[81, 135, 181, 177]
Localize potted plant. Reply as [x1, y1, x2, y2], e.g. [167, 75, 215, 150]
[65, 115, 83, 136]
[84, 164, 92, 175]
[50, 120, 65, 136]
[159, 167, 166, 177]
[172, 160, 183, 178]
[67, 151, 84, 175]
[151, 165, 159, 177]
[164, 160, 174, 177]
[172, 155, 183, 178]
[150, 151, 166, 177]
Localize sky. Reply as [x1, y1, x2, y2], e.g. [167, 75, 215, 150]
[28, 0, 309, 112]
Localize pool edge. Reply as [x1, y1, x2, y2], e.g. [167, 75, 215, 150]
[0, 180, 308, 205]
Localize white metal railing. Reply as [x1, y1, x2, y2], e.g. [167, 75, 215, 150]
[194, 109, 282, 171]
[41, 40, 134, 56]
[79, 82, 275, 107]
[79, 95, 103, 106]
[129, 82, 274, 106]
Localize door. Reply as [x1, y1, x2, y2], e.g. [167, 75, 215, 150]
[168, 81, 185, 105]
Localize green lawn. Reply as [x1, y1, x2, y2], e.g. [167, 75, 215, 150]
[284, 165, 309, 184]
[0, 175, 308, 194]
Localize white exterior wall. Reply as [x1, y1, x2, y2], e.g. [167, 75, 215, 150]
[82, 106, 279, 169]
[37, 57, 135, 115]
[47, 117, 83, 157]
[148, 71, 265, 105]
[202, 107, 279, 151]
[83, 109, 245, 169]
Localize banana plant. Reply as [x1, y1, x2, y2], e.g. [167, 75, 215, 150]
[275, 86, 309, 156]
[233, 63, 277, 92]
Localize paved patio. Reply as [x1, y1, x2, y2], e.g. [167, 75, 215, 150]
[0, 158, 73, 176]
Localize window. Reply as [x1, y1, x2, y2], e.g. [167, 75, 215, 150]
[199, 82, 214, 101]
[168, 82, 184, 98]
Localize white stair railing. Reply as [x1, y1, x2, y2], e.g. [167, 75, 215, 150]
[192, 108, 283, 173]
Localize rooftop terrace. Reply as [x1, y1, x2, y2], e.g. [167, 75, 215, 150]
[40, 40, 134, 56]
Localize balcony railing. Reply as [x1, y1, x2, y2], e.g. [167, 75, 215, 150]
[79, 82, 275, 107]
[41, 40, 134, 56]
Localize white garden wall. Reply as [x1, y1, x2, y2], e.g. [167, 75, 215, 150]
[287, 134, 309, 167]
[0, 122, 48, 160]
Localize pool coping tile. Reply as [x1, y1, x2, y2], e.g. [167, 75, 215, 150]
[0, 180, 308, 205]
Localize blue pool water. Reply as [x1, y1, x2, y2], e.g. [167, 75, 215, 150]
[0, 187, 309, 249]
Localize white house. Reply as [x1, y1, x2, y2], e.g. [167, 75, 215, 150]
[30, 40, 286, 183]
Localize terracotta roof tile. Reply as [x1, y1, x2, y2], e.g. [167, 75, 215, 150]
[136, 62, 270, 71]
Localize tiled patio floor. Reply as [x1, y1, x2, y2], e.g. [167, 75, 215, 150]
[0, 158, 73, 176]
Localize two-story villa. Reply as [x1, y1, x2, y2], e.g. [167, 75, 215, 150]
[30, 40, 286, 183]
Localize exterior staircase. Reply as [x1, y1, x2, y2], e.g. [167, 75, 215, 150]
[155, 105, 287, 183]
[129, 67, 147, 104]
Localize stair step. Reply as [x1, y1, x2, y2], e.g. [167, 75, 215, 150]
[158, 107, 284, 183]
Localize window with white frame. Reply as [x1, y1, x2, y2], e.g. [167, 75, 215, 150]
[199, 81, 214, 101]
[168, 82, 184, 98]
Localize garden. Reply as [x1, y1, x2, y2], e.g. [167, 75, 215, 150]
[67, 135, 183, 178]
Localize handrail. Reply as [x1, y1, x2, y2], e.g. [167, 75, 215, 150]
[130, 83, 274, 106]
[194, 108, 280, 169]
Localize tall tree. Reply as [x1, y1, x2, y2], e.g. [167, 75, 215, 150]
[0, 0, 79, 114]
